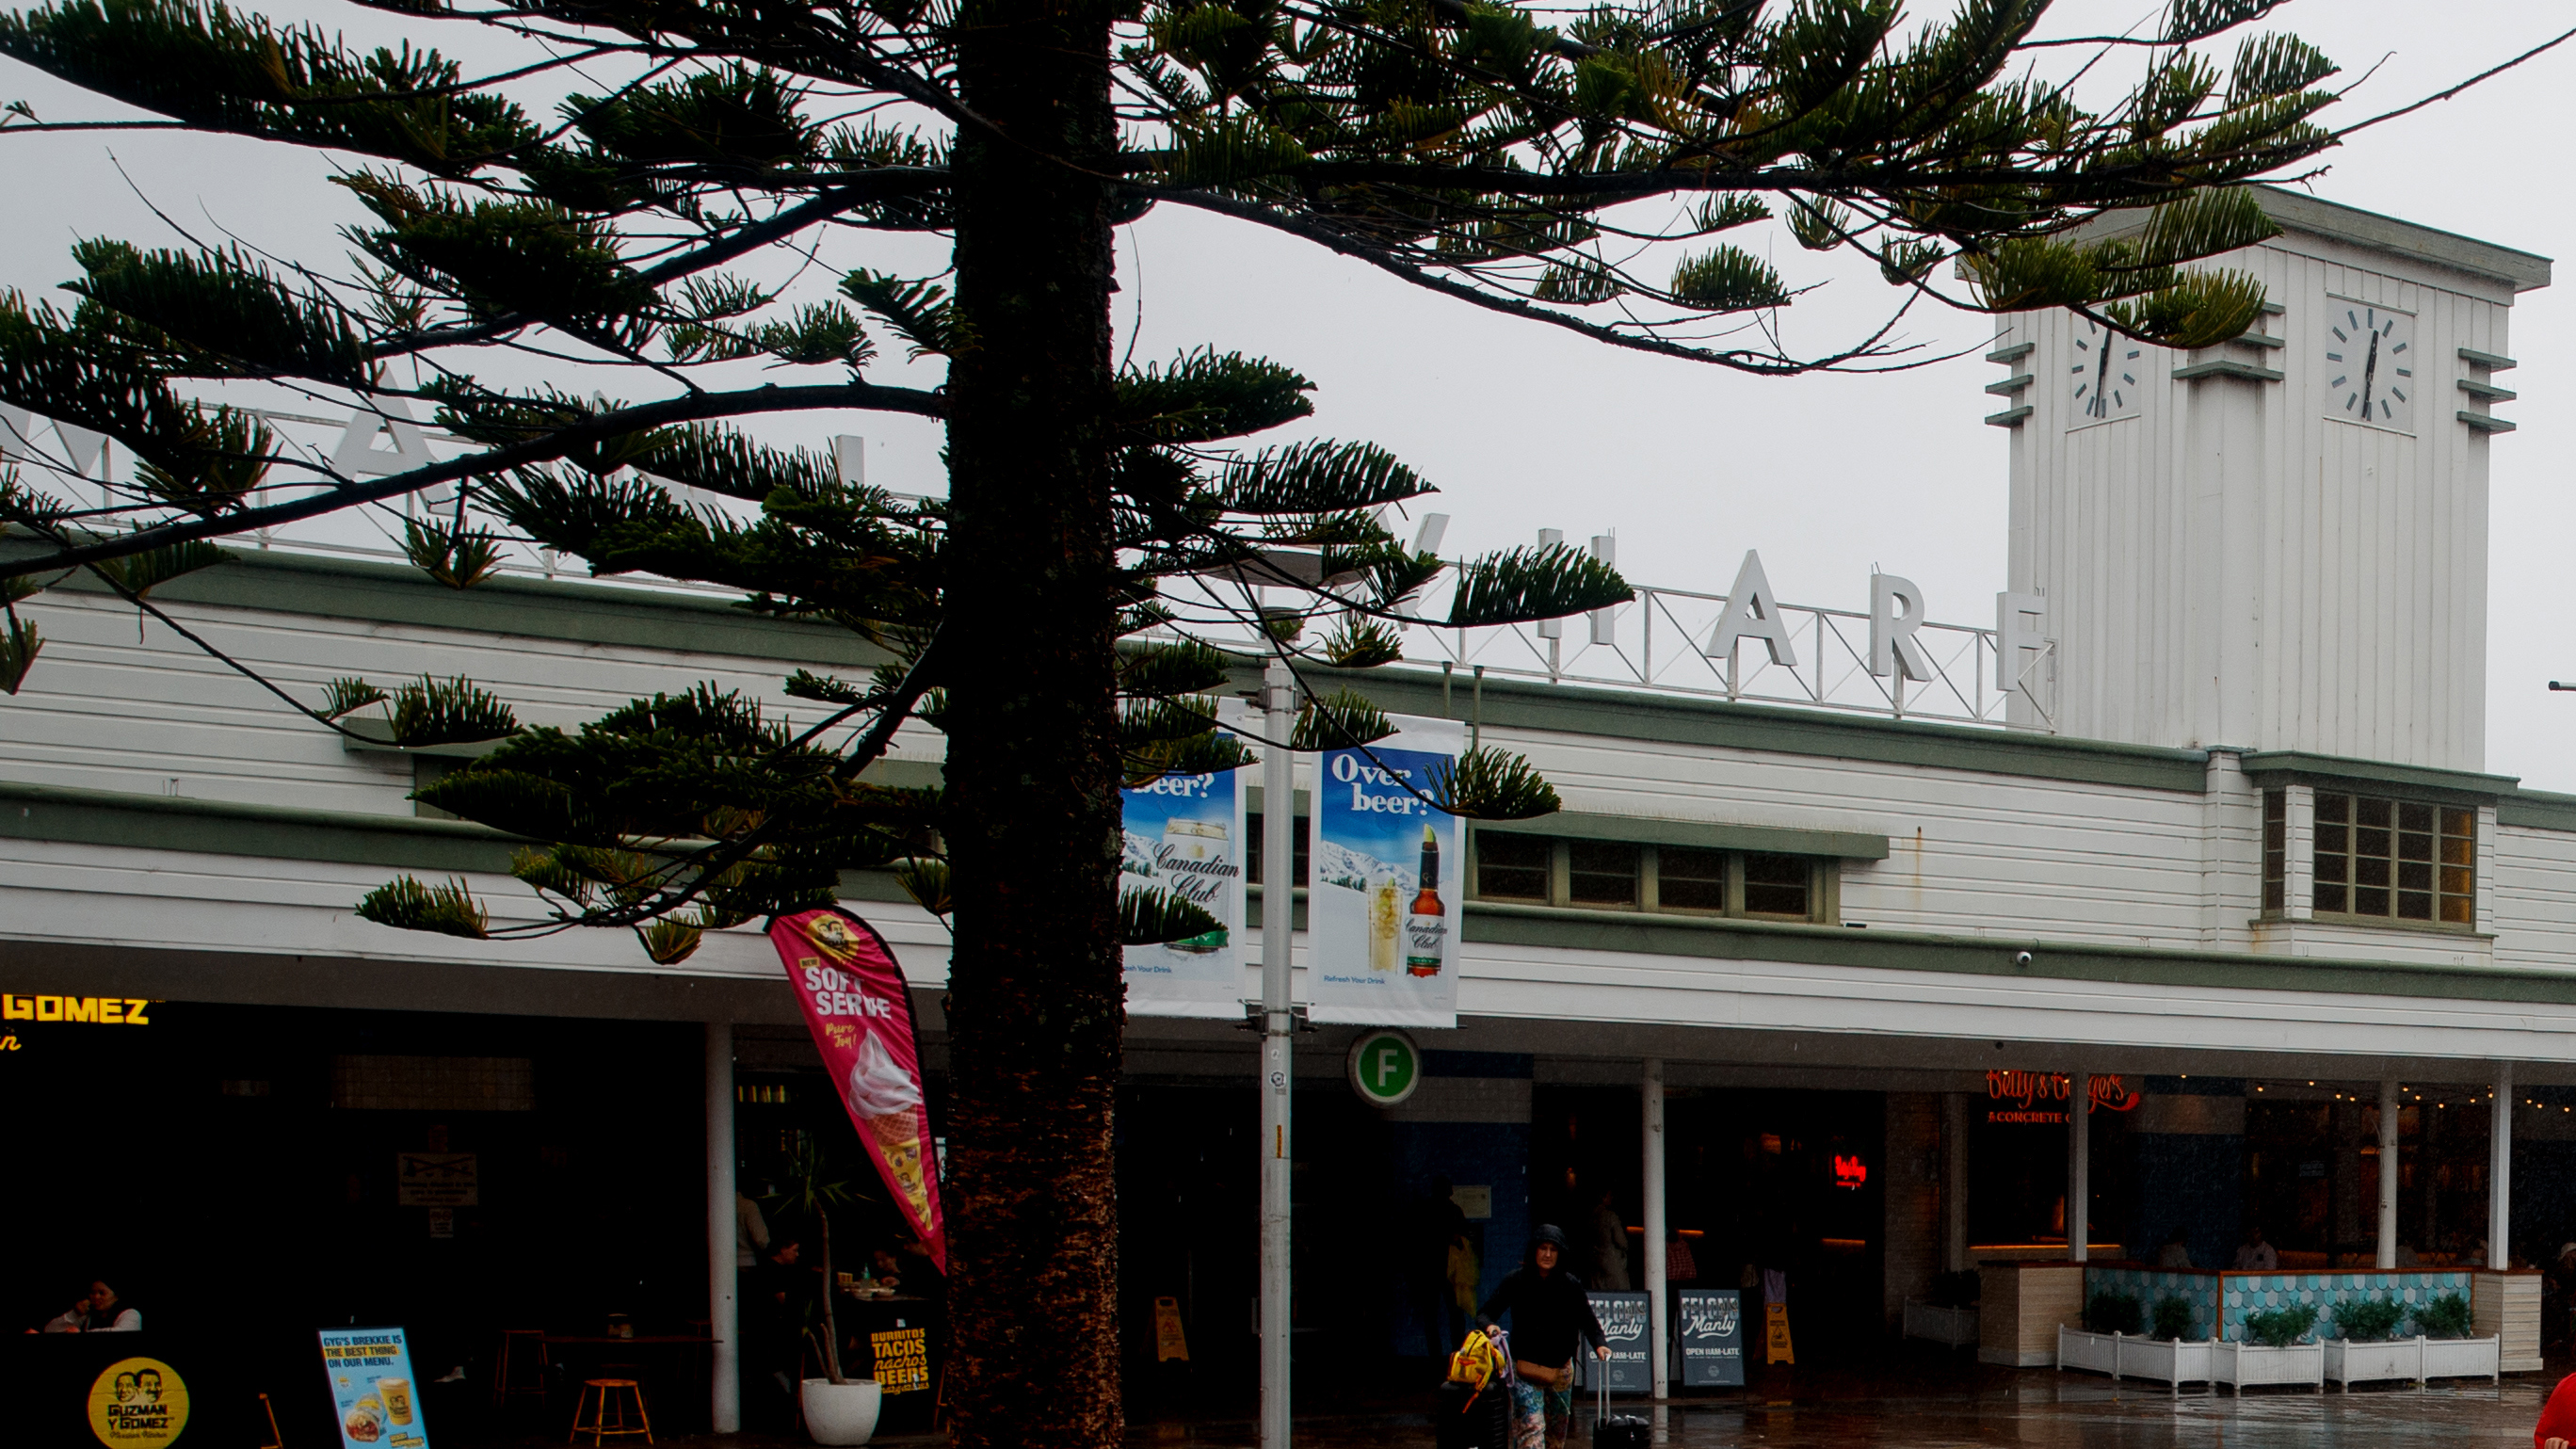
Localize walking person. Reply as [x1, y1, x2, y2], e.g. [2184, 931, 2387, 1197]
[1478, 1225, 1609, 1449]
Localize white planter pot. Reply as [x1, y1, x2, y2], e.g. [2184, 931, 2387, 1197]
[2323, 1337, 2421, 1388]
[2055, 1328, 2216, 1389]
[1904, 1299, 1978, 1348]
[2423, 1335, 2503, 1383]
[2213, 1339, 2324, 1393]
[802, 1378, 882, 1446]
[2321, 1335, 2499, 1388]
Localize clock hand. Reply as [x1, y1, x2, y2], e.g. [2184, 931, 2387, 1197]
[2092, 337, 2112, 416]
[2361, 330, 2379, 417]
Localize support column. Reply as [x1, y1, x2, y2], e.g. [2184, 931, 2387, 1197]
[1257, 658, 1296, 1449]
[1642, 1059, 1668, 1402]
[1943, 1093, 1971, 1273]
[2068, 1072, 2089, 1262]
[2377, 1078, 2399, 1270]
[2492, 1061, 2514, 1265]
[706, 1021, 740, 1433]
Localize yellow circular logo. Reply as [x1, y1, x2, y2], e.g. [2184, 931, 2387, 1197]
[88, 1357, 188, 1447]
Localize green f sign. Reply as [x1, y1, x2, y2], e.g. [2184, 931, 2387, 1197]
[1346, 1029, 1421, 1107]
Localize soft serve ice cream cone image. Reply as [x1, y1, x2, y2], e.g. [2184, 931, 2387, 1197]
[848, 1033, 933, 1227]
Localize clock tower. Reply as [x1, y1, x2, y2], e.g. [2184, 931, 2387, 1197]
[1985, 188, 2549, 771]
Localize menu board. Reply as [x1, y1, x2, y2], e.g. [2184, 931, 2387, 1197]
[317, 1328, 428, 1449]
[1675, 1289, 1746, 1387]
[1577, 1292, 1653, 1393]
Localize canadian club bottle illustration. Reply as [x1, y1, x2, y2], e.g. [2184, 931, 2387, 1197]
[1406, 823, 1446, 976]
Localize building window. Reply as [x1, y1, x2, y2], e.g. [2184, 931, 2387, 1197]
[1567, 840, 1641, 908]
[2311, 792, 2474, 926]
[1471, 833, 1834, 923]
[1472, 830, 1551, 902]
[1245, 813, 1309, 887]
[2262, 790, 2286, 913]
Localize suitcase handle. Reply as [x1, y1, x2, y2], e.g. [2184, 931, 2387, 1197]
[1595, 1355, 1606, 1423]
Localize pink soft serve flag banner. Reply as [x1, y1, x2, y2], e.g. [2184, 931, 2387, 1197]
[768, 906, 947, 1274]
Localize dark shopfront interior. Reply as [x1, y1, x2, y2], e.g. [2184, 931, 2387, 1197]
[0, 1001, 717, 1445]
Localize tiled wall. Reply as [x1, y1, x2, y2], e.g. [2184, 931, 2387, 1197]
[2085, 1266, 2473, 1342]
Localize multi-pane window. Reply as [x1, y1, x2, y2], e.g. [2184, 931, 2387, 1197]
[2262, 791, 2286, 912]
[1472, 831, 1550, 902]
[2311, 792, 2475, 926]
[1470, 834, 1829, 923]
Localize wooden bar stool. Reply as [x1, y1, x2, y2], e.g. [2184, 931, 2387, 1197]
[492, 1328, 549, 1407]
[569, 1378, 652, 1444]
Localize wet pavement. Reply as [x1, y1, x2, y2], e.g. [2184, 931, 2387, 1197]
[452, 1359, 2564, 1448]
[1126, 1362, 2556, 1448]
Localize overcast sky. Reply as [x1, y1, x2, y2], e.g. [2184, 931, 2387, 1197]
[5, 1, 2573, 784]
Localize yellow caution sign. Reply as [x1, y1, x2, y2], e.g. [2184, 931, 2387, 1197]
[1152, 1296, 1190, 1362]
[1763, 1302, 1794, 1365]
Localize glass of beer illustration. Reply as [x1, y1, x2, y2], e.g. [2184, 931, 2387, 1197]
[1368, 875, 1401, 973]
[378, 1377, 412, 1427]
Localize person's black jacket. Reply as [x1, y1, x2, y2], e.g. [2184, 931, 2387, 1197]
[1478, 1264, 1605, 1369]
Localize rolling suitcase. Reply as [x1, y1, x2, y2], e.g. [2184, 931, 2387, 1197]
[1434, 1377, 1512, 1449]
[1589, 1368, 1649, 1449]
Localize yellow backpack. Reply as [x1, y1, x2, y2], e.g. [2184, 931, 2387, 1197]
[1447, 1326, 1507, 1393]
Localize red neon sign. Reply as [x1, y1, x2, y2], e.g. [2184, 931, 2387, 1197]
[1832, 1153, 1868, 1188]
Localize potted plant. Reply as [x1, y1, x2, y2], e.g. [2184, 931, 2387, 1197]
[2217, 1305, 2323, 1393]
[2059, 1294, 2214, 1390]
[2415, 1292, 2503, 1383]
[2322, 1298, 2413, 1388]
[1904, 1271, 1979, 1347]
[778, 1136, 881, 1445]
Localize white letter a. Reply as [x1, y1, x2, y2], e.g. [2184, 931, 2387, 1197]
[1704, 550, 1797, 668]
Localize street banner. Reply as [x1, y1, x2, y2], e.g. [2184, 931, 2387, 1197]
[1306, 714, 1466, 1027]
[318, 1328, 428, 1449]
[770, 907, 948, 1274]
[1119, 735, 1248, 1018]
[1675, 1289, 1746, 1387]
[1578, 1291, 1653, 1393]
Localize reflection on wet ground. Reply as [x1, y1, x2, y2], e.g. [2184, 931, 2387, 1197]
[1126, 1361, 2555, 1447]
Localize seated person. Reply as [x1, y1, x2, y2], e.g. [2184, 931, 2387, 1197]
[40, 1280, 139, 1333]
[2230, 1226, 2278, 1272]
[2156, 1231, 2193, 1269]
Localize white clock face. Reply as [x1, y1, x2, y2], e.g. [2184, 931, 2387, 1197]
[2325, 299, 2415, 432]
[2069, 318, 2141, 426]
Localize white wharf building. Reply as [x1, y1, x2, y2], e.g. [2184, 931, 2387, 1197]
[1, 188, 2571, 1404]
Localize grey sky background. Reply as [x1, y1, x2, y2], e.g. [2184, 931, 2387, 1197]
[3, 1, 2571, 782]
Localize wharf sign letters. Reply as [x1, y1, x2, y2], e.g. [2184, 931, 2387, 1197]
[1702, 550, 2051, 692]
[1986, 1071, 2141, 1124]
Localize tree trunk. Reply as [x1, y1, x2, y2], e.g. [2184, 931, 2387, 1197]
[941, 0, 1125, 1441]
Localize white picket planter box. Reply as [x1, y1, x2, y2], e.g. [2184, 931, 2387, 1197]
[2424, 1335, 2503, 1382]
[2321, 1334, 2499, 1388]
[2213, 1339, 2324, 1393]
[2055, 1327, 2216, 1390]
[1904, 1298, 1978, 1348]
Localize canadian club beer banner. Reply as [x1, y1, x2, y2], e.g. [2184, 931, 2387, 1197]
[1307, 714, 1466, 1027]
[1119, 730, 1248, 1019]
[768, 908, 948, 1274]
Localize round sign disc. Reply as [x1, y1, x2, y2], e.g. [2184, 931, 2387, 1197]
[1347, 1029, 1422, 1106]
[88, 1357, 189, 1449]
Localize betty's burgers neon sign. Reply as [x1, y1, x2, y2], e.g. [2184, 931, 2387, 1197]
[1985, 1071, 2139, 1124]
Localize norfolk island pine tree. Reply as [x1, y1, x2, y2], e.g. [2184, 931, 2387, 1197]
[0, 0, 2535, 1441]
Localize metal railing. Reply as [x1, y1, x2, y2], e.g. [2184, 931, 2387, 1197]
[1403, 584, 2055, 731]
